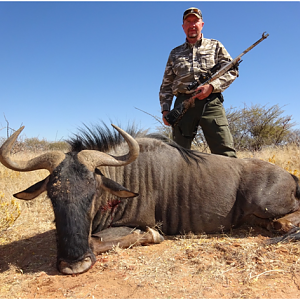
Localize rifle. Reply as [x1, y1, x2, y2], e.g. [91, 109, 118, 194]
[164, 32, 269, 126]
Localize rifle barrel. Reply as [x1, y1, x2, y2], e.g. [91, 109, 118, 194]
[239, 32, 269, 58]
[191, 32, 269, 100]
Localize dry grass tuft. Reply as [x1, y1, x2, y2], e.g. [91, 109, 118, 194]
[0, 197, 21, 232]
[238, 143, 300, 178]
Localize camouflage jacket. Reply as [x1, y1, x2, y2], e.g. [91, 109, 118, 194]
[159, 35, 238, 112]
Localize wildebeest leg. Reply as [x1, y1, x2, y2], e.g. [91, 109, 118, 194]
[272, 209, 300, 232]
[91, 226, 164, 254]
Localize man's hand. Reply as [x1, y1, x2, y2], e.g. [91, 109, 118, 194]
[193, 84, 213, 100]
[162, 111, 171, 126]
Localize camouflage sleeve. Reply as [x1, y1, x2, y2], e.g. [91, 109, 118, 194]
[210, 41, 239, 93]
[159, 53, 176, 112]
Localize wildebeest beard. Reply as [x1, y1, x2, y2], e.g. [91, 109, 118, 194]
[48, 152, 97, 264]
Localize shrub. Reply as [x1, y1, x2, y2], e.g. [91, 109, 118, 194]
[155, 103, 297, 152]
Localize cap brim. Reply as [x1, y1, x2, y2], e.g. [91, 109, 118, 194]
[183, 12, 201, 20]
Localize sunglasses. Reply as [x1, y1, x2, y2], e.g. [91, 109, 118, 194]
[183, 8, 202, 20]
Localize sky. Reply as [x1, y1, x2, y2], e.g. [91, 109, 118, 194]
[0, 1, 299, 141]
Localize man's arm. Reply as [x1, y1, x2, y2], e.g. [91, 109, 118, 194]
[159, 54, 176, 126]
[192, 41, 238, 101]
[159, 54, 176, 112]
[208, 41, 239, 93]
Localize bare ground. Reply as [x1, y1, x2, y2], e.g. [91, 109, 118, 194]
[0, 198, 300, 299]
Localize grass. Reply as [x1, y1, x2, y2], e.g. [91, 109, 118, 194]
[0, 152, 51, 238]
[238, 143, 300, 179]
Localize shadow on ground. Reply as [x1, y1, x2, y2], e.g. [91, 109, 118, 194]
[0, 229, 59, 275]
[0, 224, 277, 277]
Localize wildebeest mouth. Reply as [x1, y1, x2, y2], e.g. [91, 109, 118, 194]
[58, 252, 96, 275]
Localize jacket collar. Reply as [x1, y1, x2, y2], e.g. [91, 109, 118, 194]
[185, 34, 203, 48]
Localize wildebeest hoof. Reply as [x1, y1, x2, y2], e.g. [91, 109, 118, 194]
[146, 227, 164, 243]
[58, 254, 96, 275]
[273, 219, 294, 233]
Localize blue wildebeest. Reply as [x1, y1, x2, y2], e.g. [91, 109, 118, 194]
[0, 124, 300, 275]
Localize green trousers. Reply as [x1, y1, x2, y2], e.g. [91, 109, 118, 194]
[172, 93, 237, 158]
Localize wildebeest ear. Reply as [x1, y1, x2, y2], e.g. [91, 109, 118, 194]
[14, 176, 49, 200]
[100, 176, 138, 198]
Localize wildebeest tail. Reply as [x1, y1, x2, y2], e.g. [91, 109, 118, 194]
[265, 227, 300, 244]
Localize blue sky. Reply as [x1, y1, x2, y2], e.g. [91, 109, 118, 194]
[0, 1, 299, 141]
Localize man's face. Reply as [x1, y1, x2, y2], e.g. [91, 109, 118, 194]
[182, 14, 204, 42]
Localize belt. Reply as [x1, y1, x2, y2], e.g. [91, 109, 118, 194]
[177, 92, 222, 101]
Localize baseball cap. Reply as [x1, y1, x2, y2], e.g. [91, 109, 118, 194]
[183, 7, 202, 21]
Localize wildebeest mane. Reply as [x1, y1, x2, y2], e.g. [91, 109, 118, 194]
[67, 123, 206, 165]
[67, 122, 147, 153]
[146, 133, 207, 165]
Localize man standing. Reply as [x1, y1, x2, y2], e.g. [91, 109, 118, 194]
[159, 7, 238, 157]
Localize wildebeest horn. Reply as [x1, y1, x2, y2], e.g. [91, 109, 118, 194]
[77, 124, 140, 170]
[0, 126, 65, 173]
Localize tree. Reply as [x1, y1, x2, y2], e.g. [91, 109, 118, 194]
[285, 129, 300, 146]
[227, 104, 295, 150]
